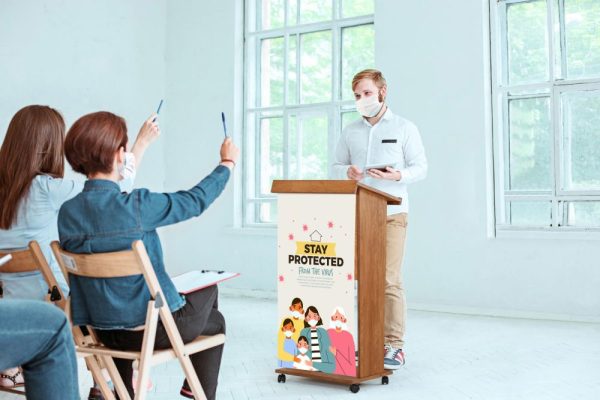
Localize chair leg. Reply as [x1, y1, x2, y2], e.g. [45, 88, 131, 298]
[135, 302, 159, 400]
[100, 355, 131, 400]
[178, 355, 207, 400]
[86, 356, 116, 400]
[134, 359, 151, 400]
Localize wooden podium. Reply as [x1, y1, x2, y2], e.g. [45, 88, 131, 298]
[271, 180, 401, 393]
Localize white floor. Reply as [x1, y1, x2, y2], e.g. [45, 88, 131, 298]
[1, 294, 599, 400]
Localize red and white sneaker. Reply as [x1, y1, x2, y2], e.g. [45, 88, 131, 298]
[384, 344, 405, 370]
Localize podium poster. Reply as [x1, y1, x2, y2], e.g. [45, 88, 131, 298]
[276, 193, 357, 377]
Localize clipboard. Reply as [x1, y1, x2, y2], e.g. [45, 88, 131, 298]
[171, 270, 240, 294]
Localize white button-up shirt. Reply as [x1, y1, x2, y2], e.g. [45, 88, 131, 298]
[331, 108, 427, 215]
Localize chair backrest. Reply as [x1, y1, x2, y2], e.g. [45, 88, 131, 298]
[0, 241, 66, 307]
[0, 243, 42, 274]
[50, 240, 165, 306]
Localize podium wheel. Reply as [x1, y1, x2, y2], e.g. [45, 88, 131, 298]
[277, 374, 286, 383]
[349, 384, 360, 393]
[382, 376, 389, 385]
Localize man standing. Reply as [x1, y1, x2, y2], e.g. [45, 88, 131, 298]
[332, 69, 427, 370]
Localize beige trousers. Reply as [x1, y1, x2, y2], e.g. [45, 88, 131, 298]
[384, 213, 408, 349]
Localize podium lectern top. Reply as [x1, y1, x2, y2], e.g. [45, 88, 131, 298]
[271, 180, 401, 205]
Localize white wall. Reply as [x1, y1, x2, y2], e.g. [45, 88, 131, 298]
[0, 0, 167, 190]
[161, 0, 277, 293]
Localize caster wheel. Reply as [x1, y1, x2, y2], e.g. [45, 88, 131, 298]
[382, 376, 389, 385]
[277, 374, 286, 383]
[349, 384, 360, 393]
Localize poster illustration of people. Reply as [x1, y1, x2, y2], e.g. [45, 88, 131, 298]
[277, 193, 357, 377]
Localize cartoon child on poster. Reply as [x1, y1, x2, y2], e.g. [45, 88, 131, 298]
[293, 335, 316, 371]
[327, 306, 356, 376]
[299, 305, 335, 373]
[277, 297, 305, 367]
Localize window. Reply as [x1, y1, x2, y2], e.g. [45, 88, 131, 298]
[243, 0, 375, 225]
[491, 0, 600, 232]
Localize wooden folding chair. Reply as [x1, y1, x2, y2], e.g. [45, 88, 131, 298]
[51, 240, 225, 400]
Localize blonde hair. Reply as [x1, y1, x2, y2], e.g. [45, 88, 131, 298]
[351, 69, 387, 91]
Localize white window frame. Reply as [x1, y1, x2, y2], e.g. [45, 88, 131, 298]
[490, 0, 600, 235]
[242, 0, 374, 227]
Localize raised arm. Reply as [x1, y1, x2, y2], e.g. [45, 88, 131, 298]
[139, 138, 239, 230]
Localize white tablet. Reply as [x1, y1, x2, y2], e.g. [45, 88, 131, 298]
[365, 163, 394, 172]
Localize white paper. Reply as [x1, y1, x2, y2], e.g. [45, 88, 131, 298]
[171, 270, 239, 294]
[0, 254, 13, 267]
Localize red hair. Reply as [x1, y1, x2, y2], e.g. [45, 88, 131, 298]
[64, 112, 127, 176]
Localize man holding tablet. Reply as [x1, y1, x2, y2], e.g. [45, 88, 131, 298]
[331, 69, 427, 370]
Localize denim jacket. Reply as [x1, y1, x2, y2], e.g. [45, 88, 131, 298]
[57, 165, 230, 329]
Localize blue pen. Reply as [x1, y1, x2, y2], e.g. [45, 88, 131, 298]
[221, 112, 228, 138]
[152, 99, 163, 122]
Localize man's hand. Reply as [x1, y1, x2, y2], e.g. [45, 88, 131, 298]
[367, 166, 402, 181]
[347, 165, 364, 181]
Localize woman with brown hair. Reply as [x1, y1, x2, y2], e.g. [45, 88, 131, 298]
[0, 105, 159, 389]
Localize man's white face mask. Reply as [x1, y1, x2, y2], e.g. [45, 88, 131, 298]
[292, 310, 302, 319]
[298, 347, 308, 355]
[284, 330, 293, 338]
[118, 152, 136, 181]
[355, 92, 383, 118]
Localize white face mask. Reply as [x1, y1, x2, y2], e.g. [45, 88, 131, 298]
[298, 347, 308, 355]
[284, 330, 293, 338]
[292, 311, 302, 319]
[308, 319, 319, 327]
[331, 320, 343, 329]
[356, 93, 383, 118]
[118, 152, 136, 181]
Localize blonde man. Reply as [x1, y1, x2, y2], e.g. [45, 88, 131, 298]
[332, 69, 427, 370]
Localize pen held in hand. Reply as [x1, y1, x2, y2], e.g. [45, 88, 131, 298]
[221, 112, 228, 138]
[152, 99, 163, 122]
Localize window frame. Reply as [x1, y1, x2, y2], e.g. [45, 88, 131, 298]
[242, 0, 374, 227]
[490, 0, 600, 234]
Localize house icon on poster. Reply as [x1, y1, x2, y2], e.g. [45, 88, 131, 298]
[310, 230, 322, 242]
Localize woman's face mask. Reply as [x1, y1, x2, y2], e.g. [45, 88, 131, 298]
[118, 152, 136, 181]
[298, 347, 308, 355]
[308, 319, 319, 327]
[355, 91, 383, 118]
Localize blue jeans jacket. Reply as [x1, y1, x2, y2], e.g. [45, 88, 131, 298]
[57, 165, 230, 329]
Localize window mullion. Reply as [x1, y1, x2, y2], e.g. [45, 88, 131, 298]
[557, 0, 568, 80]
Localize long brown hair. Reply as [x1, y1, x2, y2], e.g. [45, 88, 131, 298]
[0, 105, 66, 229]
